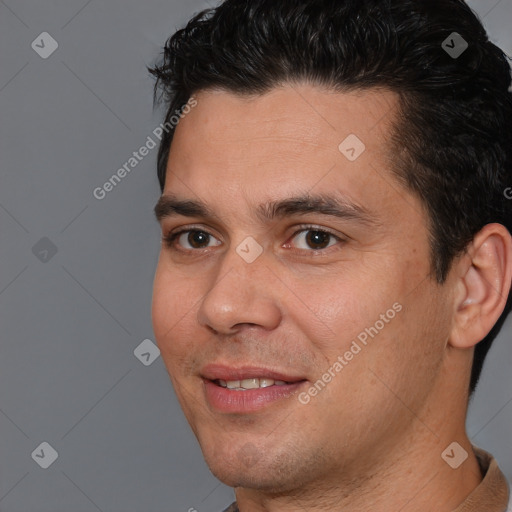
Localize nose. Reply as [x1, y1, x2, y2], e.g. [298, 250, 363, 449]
[196, 242, 282, 335]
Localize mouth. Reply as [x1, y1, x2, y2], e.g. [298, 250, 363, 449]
[201, 365, 308, 413]
[213, 377, 298, 390]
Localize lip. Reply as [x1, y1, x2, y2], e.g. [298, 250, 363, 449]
[201, 364, 308, 413]
[201, 364, 306, 383]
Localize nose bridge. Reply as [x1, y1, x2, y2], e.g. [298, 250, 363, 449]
[197, 238, 281, 333]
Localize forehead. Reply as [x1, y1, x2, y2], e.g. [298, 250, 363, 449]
[171, 84, 397, 157]
[163, 84, 419, 226]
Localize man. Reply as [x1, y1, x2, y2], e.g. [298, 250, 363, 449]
[149, 0, 512, 510]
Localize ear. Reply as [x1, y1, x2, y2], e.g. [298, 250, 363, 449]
[450, 223, 512, 349]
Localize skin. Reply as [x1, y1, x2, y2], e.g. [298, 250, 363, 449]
[151, 83, 512, 511]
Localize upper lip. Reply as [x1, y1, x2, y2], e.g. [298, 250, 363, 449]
[201, 364, 306, 383]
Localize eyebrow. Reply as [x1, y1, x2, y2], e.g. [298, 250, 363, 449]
[154, 192, 378, 226]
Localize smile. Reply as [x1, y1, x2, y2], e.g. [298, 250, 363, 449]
[215, 378, 290, 390]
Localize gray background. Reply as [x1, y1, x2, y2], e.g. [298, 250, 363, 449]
[0, 1, 511, 511]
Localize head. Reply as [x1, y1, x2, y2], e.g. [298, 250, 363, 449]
[149, 0, 512, 494]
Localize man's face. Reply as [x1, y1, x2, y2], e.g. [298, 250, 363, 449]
[152, 84, 455, 491]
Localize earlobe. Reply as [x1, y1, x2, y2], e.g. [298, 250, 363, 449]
[450, 224, 512, 349]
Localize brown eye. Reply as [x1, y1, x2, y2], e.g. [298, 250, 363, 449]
[164, 229, 222, 250]
[304, 230, 332, 249]
[291, 228, 340, 251]
[186, 231, 211, 249]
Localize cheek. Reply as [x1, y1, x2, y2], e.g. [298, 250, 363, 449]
[298, 290, 363, 349]
[151, 262, 200, 362]
[286, 265, 427, 403]
[286, 266, 393, 355]
[350, 281, 449, 415]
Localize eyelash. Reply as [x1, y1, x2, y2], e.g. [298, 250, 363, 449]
[162, 224, 344, 255]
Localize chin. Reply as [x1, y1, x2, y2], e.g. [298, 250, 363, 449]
[209, 464, 287, 492]
[202, 443, 308, 494]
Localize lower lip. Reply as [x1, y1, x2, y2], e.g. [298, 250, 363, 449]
[203, 379, 307, 413]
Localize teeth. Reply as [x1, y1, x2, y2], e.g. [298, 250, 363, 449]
[216, 377, 292, 390]
[240, 378, 260, 389]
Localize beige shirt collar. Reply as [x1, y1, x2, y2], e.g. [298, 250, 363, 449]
[451, 445, 510, 512]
